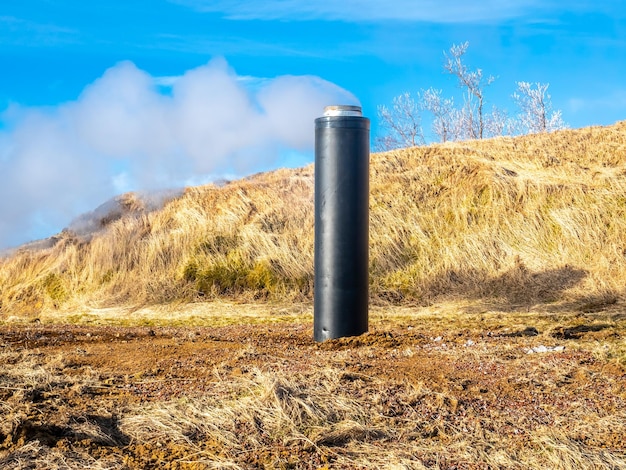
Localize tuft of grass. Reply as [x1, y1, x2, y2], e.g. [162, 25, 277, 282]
[41, 273, 68, 305]
[119, 364, 626, 469]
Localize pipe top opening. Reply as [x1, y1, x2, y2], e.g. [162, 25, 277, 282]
[323, 105, 362, 117]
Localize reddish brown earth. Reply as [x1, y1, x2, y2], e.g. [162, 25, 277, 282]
[0, 319, 625, 469]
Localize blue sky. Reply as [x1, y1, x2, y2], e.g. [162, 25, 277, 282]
[0, 0, 625, 248]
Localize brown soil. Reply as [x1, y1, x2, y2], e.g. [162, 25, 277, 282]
[0, 316, 625, 469]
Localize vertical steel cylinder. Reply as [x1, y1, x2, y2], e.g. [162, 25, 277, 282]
[314, 105, 370, 342]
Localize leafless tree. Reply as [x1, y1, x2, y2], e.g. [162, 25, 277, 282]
[375, 92, 425, 151]
[512, 81, 567, 134]
[421, 88, 461, 142]
[444, 42, 495, 139]
[376, 43, 568, 147]
[484, 106, 516, 138]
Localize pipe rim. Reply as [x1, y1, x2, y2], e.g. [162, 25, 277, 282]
[323, 105, 362, 117]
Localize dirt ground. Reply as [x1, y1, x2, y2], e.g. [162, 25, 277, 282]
[0, 305, 625, 469]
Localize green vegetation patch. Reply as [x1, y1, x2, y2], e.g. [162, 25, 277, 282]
[185, 255, 274, 297]
[41, 273, 68, 304]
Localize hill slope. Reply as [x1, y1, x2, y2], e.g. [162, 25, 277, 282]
[1, 121, 626, 319]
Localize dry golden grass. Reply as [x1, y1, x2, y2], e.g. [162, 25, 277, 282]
[2, 121, 626, 319]
[119, 364, 626, 469]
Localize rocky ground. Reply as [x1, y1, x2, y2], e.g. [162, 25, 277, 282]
[0, 305, 625, 469]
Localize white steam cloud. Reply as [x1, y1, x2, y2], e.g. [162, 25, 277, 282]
[0, 58, 358, 248]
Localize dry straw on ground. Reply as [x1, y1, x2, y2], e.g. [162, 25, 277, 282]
[0, 312, 624, 469]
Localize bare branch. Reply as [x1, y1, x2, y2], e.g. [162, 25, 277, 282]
[512, 82, 567, 134]
[422, 88, 459, 142]
[375, 92, 425, 151]
[444, 42, 495, 139]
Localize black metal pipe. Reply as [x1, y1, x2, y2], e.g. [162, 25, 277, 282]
[314, 105, 370, 342]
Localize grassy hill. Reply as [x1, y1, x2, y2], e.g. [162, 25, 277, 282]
[1, 121, 626, 320]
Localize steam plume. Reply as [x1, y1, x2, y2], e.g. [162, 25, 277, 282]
[0, 58, 358, 248]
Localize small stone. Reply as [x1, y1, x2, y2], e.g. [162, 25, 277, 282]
[434, 336, 443, 342]
[522, 326, 539, 336]
[464, 340, 475, 347]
